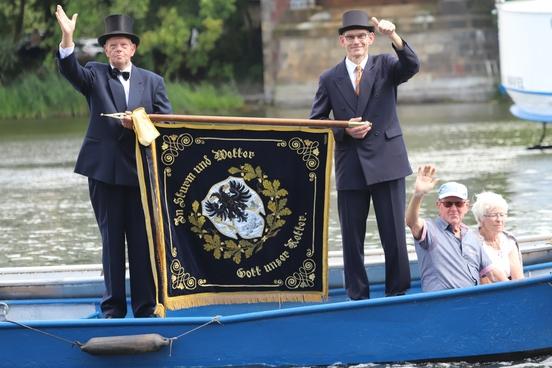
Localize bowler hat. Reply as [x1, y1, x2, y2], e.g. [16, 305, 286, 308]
[97, 14, 140, 46]
[339, 10, 374, 34]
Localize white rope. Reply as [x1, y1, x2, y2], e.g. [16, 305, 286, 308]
[3, 318, 82, 348]
[167, 315, 222, 356]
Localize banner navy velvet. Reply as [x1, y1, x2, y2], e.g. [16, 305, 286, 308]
[136, 123, 333, 309]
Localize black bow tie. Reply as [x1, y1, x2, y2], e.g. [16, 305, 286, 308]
[110, 68, 130, 81]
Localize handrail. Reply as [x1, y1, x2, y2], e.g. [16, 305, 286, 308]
[516, 233, 552, 243]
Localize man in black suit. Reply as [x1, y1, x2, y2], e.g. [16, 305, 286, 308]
[55, 5, 172, 317]
[310, 10, 419, 299]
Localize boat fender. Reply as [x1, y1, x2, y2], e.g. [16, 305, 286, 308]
[80, 333, 170, 355]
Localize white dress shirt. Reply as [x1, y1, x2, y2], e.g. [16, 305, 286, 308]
[345, 56, 368, 91]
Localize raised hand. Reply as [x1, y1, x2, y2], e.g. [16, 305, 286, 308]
[370, 17, 396, 36]
[414, 164, 439, 195]
[370, 17, 403, 49]
[55, 5, 78, 46]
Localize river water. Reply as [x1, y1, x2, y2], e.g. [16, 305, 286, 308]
[1, 102, 551, 267]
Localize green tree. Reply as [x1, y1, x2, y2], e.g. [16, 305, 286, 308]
[138, 0, 236, 81]
[0, 0, 59, 84]
[1, 1, 260, 85]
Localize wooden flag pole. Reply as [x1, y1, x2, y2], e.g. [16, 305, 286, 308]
[146, 113, 367, 128]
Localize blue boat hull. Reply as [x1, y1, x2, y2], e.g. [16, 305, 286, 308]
[1, 263, 552, 367]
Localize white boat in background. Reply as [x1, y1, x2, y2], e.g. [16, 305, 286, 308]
[1, 233, 551, 300]
[497, 0, 552, 119]
[496, 0, 552, 147]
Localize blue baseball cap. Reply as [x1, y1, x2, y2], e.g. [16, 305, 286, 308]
[437, 182, 468, 200]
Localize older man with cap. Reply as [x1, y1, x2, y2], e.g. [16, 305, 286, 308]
[55, 5, 172, 318]
[406, 164, 508, 292]
[310, 9, 419, 299]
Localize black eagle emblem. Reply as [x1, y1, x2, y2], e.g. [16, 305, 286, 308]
[204, 180, 252, 222]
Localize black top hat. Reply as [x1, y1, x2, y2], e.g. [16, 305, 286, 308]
[97, 14, 140, 46]
[339, 10, 374, 34]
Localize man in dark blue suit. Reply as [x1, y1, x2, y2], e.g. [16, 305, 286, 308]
[55, 5, 172, 317]
[310, 10, 419, 299]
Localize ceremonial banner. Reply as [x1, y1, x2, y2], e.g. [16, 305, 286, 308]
[136, 123, 333, 310]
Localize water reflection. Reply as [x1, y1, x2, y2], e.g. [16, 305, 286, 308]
[0, 103, 550, 267]
[0, 133, 100, 265]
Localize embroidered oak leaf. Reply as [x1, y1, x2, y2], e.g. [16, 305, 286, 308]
[188, 212, 206, 234]
[229, 164, 267, 183]
[223, 240, 241, 263]
[222, 239, 257, 264]
[203, 233, 223, 259]
[266, 213, 285, 230]
[192, 200, 200, 213]
[242, 240, 256, 257]
[268, 198, 292, 217]
[241, 163, 257, 181]
[228, 166, 241, 175]
[262, 179, 288, 198]
[255, 166, 264, 181]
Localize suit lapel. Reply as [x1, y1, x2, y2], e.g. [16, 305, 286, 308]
[333, 60, 357, 112]
[107, 70, 127, 112]
[127, 66, 144, 111]
[355, 55, 376, 116]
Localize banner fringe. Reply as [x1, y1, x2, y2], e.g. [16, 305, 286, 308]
[165, 292, 325, 310]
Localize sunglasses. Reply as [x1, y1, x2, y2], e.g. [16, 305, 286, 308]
[440, 201, 466, 208]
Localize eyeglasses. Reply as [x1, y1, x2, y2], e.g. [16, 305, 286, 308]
[342, 33, 370, 42]
[484, 213, 507, 219]
[440, 201, 466, 208]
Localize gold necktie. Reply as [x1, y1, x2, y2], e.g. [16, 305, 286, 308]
[354, 65, 363, 95]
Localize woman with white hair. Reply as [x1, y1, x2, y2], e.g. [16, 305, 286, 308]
[471, 191, 524, 282]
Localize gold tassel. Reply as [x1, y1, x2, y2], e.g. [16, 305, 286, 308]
[132, 107, 160, 146]
[154, 303, 166, 318]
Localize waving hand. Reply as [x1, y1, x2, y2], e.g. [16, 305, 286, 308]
[55, 5, 78, 47]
